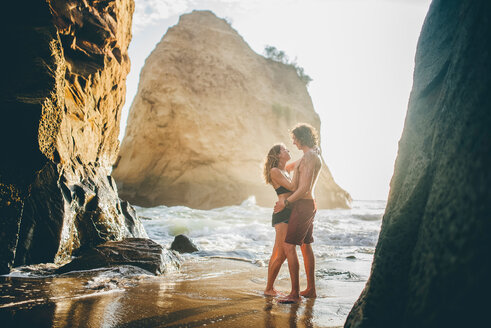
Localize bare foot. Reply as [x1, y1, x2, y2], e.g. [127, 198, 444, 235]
[278, 294, 301, 304]
[264, 288, 284, 297]
[300, 289, 317, 298]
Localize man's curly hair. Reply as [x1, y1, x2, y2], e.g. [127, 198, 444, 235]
[291, 123, 319, 148]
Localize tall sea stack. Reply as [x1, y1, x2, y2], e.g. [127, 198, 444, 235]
[113, 10, 351, 210]
[345, 0, 491, 327]
[0, 0, 146, 274]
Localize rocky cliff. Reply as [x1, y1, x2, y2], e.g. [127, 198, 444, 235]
[345, 0, 491, 327]
[0, 0, 147, 274]
[113, 10, 351, 210]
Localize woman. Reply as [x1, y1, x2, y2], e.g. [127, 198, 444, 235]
[263, 143, 298, 296]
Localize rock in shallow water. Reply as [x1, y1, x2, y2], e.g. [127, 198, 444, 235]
[170, 234, 200, 253]
[57, 238, 181, 275]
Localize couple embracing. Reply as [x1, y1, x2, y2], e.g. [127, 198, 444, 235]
[263, 123, 322, 304]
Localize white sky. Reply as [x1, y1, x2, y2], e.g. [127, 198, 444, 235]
[121, 0, 432, 201]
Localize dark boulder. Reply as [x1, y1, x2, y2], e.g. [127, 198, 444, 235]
[170, 234, 200, 253]
[345, 1, 491, 327]
[57, 238, 181, 275]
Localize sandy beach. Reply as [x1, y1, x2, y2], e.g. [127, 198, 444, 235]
[0, 257, 366, 327]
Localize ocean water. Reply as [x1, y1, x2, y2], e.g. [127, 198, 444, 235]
[137, 197, 385, 283]
[0, 198, 385, 327]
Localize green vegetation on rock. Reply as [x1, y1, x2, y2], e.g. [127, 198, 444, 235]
[264, 45, 313, 85]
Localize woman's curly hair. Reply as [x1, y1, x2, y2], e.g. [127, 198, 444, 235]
[263, 144, 283, 185]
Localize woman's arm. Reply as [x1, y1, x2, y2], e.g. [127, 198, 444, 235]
[285, 159, 300, 173]
[270, 168, 296, 191]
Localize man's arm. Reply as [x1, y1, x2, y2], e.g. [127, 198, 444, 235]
[287, 153, 316, 202]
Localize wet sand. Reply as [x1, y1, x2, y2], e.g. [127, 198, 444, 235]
[0, 258, 365, 327]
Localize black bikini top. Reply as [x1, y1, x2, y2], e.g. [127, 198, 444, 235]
[275, 186, 291, 195]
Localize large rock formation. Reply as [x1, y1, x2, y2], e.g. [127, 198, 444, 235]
[0, 0, 147, 274]
[113, 10, 351, 209]
[345, 1, 491, 327]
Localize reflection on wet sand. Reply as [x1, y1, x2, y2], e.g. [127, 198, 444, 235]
[264, 296, 316, 328]
[1, 259, 351, 327]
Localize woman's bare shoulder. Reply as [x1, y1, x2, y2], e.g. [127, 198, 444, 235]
[271, 168, 290, 181]
[270, 168, 284, 179]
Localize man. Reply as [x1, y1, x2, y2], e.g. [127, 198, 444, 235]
[274, 123, 322, 303]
